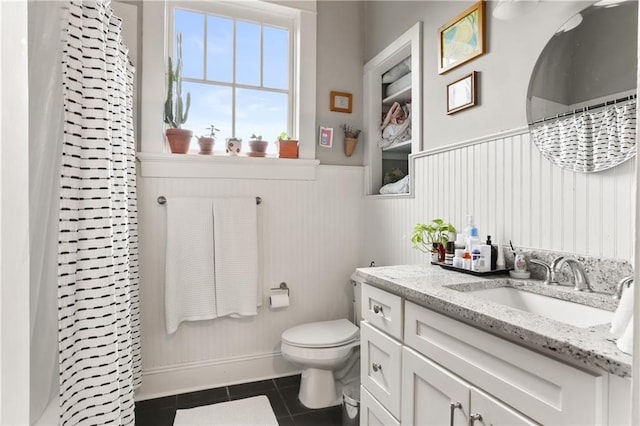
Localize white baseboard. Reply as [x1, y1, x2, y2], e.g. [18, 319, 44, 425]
[135, 352, 301, 401]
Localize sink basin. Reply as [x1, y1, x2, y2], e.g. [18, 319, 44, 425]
[464, 287, 613, 328]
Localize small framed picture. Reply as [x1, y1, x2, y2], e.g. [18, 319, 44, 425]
[447, 71, 477, 114]
[330, 91, 353, 113]
[319, 126, 334, 148]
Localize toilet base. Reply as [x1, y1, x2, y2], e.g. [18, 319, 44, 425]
[298, 368, 340, 409]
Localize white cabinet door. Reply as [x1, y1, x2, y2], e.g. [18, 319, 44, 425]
[361, 321, 402, 419]
[469, 388, 537, 426]
[361, 386, 400, 426]
[401, 347, 469, 426]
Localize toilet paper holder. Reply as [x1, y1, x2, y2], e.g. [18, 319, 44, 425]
[270, 282, 290, 296]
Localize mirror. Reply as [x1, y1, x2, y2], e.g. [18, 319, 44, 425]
[527, 1, 637, 173]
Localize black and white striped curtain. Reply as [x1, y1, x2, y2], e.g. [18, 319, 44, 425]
[530, 99, 637, 172]
[58, 1, 140, 424]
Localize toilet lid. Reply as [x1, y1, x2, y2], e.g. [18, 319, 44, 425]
[282, 319, 359, 348]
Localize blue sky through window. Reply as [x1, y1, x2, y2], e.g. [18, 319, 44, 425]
[174, 7, 290, 154]
[207, 16, 233, 82]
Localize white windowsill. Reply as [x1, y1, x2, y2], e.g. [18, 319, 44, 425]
[137, 152, 320, 180]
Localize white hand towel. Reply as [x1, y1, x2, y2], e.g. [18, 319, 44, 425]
[617, 315, 633, 355]
[213, 198, 259, 318]
[610, 283, 634, 337]
[165, 198, 217, 334]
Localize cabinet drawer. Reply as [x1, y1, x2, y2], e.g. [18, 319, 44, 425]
[361, 321, 402, 420]
[404, 301, 604, 425]
[361, 284, 403, 340]
[361, 386, 400, 426]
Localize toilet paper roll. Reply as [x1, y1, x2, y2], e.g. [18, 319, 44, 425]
[269, 293, 290, 309]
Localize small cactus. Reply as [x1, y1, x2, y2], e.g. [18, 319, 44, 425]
[164, 33, 191, 129]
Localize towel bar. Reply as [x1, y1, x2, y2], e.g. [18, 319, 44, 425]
[157, 196, 262, 205]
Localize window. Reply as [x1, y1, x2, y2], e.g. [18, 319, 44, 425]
[171, 3, 293, 154]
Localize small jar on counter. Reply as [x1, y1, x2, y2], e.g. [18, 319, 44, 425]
[452, 249, 465, 268]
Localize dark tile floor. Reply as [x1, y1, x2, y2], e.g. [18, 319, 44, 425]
[135, 374, 342, 426]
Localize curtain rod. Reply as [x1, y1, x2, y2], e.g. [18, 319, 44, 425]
[529, 93, 637, 126]
[157, 196, 262, 205]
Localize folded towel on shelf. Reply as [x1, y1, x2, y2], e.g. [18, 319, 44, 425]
[213, 198, 259, 318]
[379, 175, 410, 195]
[165, 198, 217, 335]
[610, 283, 634, 337]
[616, 316, 633, 355]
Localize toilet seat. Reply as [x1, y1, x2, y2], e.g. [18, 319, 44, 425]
[282, 319, 359, 348]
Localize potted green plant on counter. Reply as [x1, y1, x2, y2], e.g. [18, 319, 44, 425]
[164, 32, 192, 154]
[411, 219, 456, 264]
[248, 134, 268, 157]
[276, 132, 298, 159]
[197, 124, 219, 155]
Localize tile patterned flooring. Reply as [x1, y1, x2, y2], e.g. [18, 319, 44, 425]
[135, 375, 343, 426]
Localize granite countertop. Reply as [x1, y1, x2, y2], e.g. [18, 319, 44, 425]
[354, 264, 632, 378]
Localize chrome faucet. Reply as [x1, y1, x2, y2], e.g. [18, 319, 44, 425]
[553, 257, 592, 292]
[528, 259, 558, 285]
[613, 276, 634, 300]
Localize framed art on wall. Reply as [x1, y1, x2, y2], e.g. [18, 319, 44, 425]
[330, 91, 353, 113]
[319, 126, 334, 148]
[438, 0, 485, 74]
[447, 71, 477, 114]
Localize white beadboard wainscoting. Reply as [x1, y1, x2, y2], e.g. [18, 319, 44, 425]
[362, 128, 636, 268]
[135, 165, 364, 400]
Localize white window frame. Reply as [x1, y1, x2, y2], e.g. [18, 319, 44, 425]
[167, 2, 294, 144]
[139, 0, 318, 179]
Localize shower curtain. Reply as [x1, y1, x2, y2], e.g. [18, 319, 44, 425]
[58, 1, 140, 424]
[530, 99, 637, 172]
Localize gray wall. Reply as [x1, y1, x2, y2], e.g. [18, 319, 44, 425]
[363, 0, 591, 150]
[315, 1, 365, 165]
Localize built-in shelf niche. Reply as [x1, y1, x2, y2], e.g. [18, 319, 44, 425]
[363, 22, 422, 197]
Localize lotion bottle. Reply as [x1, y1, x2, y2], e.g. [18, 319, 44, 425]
[496, 240, 506, 270]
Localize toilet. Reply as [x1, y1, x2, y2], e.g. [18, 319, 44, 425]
[280, 279, 362, 409]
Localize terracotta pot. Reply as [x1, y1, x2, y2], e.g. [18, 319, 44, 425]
[277, 139, 299, 159]
[166, 128, 193, 154]
[197, 137, 215, 155]
[249, 140, 269, 153]
[344, 137, 358, 157]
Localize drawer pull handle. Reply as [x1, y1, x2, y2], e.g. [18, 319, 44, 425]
[372, 363, 382, 372]
[470, 413, 482, 426]
[449, 402, 462, 426]
[373, 305, 383, 315]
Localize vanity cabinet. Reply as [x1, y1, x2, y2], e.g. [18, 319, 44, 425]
[359, 283, 627, 426]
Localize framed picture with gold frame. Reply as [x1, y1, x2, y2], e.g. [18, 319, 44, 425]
[330, 91, 353, 113]
[438, 0, 485, 75]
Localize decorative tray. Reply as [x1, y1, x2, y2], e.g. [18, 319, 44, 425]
[435, 262, 509, 277]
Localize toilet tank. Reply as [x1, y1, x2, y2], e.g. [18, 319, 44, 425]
[351, 274, 363, 325]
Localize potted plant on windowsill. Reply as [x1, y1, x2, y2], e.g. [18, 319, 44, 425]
[248, 134, 268, 157]
[164, 33, 192, 154]
[411, 219, 456, 264]
[341, 124, 361, 157]
[197, 124, 219, 155]
[276, 132, 299, 159]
